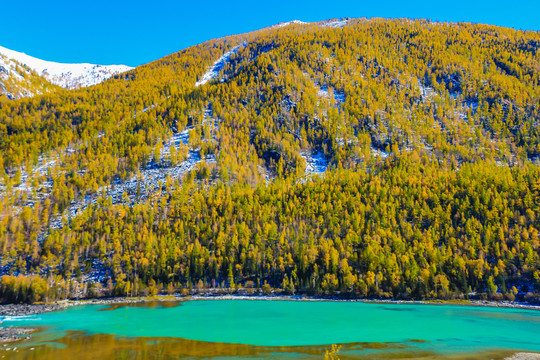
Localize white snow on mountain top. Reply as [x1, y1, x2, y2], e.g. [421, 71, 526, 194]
[272, 19, 350, 29]
[320, 19, 349, 28]
[274, 20, 310, 28]
[0, 45, 133, 89]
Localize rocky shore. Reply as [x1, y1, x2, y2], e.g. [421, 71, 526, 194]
[0, 296, 180, 317]
[0, 303, 65, 317]
[0, 326, 33, 344]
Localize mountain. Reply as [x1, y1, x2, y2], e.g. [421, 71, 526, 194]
[0, 45, 133, 98]
[0, 18, 539, 304]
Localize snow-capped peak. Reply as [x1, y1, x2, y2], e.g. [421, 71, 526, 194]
[274, 20, 309, 28]
[0, 45, 133, 90]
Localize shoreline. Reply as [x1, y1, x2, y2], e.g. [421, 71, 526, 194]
[189, 294, 540, 311]
[1, 294, 540, 317]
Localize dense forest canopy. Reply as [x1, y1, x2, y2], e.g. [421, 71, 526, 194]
[0, 18, 539, 303]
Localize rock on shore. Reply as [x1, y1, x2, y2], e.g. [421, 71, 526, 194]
[0, 327, 33, 344]
[0, 303, 65, 317]
[506, 353, 540, 360]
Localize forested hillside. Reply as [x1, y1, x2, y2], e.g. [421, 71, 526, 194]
[1, 18, 540, 303]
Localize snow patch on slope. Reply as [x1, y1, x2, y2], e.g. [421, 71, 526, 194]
[0, 45, 133, 89]
[195, 46, 240, 87]
[0, 55, 23, 82]
[317, 84, 346, 105]
[301, 151, 328, 175]
[418, 82, 436, 101]
[0, 55, 36, 99]
[371, 147, 390, 159]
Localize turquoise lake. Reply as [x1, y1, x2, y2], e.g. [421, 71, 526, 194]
[1, 299, 540, 359]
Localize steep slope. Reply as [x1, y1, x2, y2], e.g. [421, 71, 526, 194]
[0, 45, 133, 91]
[0, 18, 540, 303]
[0, 53, 60, 100]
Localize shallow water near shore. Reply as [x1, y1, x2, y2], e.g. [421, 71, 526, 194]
[1, 300, 540, 359]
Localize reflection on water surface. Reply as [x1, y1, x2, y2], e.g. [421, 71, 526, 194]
[0, 331, 518, 360]
[98, 300, 182, 311]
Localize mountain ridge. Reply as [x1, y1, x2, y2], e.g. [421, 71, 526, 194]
[0, 45, 133, 98]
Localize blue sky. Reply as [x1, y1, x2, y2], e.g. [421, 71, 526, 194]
[1, 0, 539, 66]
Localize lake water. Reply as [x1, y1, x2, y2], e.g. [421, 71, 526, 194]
[1, 299, 540, 359]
